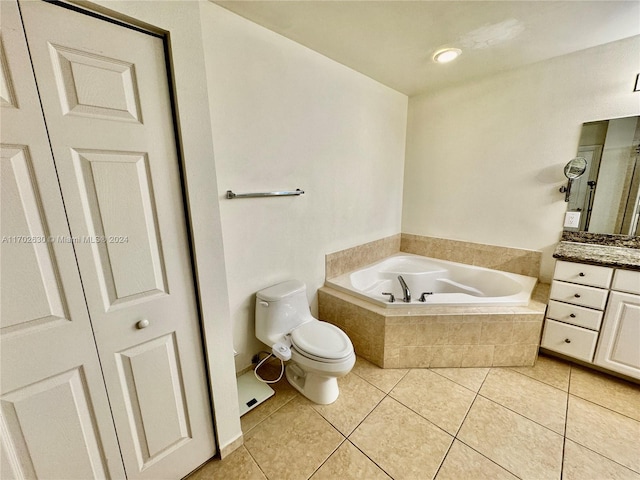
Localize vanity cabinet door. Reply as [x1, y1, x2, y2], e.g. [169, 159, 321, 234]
[594, 292, 640, 380]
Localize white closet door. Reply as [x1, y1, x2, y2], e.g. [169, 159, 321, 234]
[0, 1, 125, 478]
[19, 1, 216, 479]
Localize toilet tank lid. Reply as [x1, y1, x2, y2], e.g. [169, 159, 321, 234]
[256, 280, 306, 301]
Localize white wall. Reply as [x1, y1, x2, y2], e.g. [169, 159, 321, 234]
[403, 36, 640, 282]
[201, 4, 408, 371]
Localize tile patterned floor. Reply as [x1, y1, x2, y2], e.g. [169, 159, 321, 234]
[188, 354, 640, 480]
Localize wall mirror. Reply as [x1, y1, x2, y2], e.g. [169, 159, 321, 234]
[565, 115, 640, 236]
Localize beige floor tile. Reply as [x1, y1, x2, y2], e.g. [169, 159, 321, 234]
[479, 368, 567, 434]
[569, 366, 640, 421]
[310, 441, 391, 480]
[510, 354, 571, 391]
[350, 397, 453, 480]
[566, 396, 640, 473]
[351, 355, 408, 393]
[390, 369, 475, 435]
[435, 440, 518, 480]
[244, 396, 343, 479]
[563, 439, 640, 480]
[310, 372, 385, 436]
[240, 365, 299, 434]
[430, 367, 489, 392]
[186, 446, 266, 480]
[458, 396, 563, 479]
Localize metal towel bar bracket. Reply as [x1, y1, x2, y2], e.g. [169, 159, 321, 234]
[226, 188, 305, 199]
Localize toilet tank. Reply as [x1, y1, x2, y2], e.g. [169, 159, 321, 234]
[255, 280, 313, 346]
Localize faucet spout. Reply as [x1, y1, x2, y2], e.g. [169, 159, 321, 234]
[397, 275, 411, 303]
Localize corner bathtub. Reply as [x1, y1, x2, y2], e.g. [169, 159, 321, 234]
[326, 253, 538, 308]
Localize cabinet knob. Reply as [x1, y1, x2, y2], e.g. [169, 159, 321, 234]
[136, 319, 150, 329]
[574, 294, 581, 298]
[564, 338, 571, 343]
[578, 272, 585, 277]
[570, 313, 576, 318]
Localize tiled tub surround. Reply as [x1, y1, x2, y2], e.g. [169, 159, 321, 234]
[400, 233, 542, 277]
[318, 284, 547, 368]
[322, 235, 545, 368]
[326, 234, 542, 279]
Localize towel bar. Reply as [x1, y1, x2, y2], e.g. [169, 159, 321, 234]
[226, 188, 305, 199]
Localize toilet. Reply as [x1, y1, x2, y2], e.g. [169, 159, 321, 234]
[255, 280, 355, 404]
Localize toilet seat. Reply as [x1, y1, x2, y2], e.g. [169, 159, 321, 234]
[290, 321, 353, 363]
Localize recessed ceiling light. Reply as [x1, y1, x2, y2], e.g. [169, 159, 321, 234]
[433, 48, 462, 64]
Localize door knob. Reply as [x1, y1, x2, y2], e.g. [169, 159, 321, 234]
[136, 319, 150, 329]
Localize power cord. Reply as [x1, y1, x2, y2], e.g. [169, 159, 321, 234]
[254, 353, 285, 384]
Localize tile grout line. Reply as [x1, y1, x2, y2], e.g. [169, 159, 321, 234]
[475, 392, 566, 437]
[428, 367, 487, 394]
[305, 436, 348, 480]
[307, 364, 404, 480]
[242, 390, 300, 438]
[506, 365, 570, 393]
[509, 359, 640, 422]
[562, 438, 640, 475]
[345, 437, 396, 479]
[431, 390, 478, 480]
[243, 357, 638, 480]
[446, 367, 525, 480]
[566, 391, 640, 423]
[452, 368, 555, 480]
[559, 363, 572, 480]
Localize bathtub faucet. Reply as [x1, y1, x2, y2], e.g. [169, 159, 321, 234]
[397, 275, 411, 303]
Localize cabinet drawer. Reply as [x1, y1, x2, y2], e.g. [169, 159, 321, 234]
[612, 269, 640, 295]
[554, 261, 613, 288]
[549, 280, 609, 310]
[547, 300, 603, 331]
[541, 319, 598, 362]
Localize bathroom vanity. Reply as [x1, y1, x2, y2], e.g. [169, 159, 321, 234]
[541, 241, 640, 380]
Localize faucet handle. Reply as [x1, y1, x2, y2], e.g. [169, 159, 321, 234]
[382, 292, 395, 303]
[419, 292, 434, 302]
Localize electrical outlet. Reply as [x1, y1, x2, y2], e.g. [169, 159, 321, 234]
[564, 211, 581, 228]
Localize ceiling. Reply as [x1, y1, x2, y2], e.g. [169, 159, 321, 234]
[212, 1, 640, 96]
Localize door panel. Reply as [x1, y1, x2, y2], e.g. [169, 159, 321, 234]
[1, 369, 110, 480]
[0, 1, 125, 478]
[0, 35, 17, 108]
[19, 2, 216, 478]
[116, 334, 191, 469]
[1, 146, 69, 332]
[48, 43, 142, 122]
[70, 149, 168, 308]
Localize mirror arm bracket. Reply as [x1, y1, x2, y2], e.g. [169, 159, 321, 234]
[559, 179, 573, 202]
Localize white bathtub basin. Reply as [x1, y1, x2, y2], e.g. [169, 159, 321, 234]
[326, 253, 537, 307]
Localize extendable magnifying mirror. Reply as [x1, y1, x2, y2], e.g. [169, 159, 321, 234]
[559, 157, 587, 202]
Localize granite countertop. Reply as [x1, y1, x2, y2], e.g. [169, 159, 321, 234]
[553, 241, 640, 270]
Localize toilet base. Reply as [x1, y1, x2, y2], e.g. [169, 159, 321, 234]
[285, 363, 340, 405]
